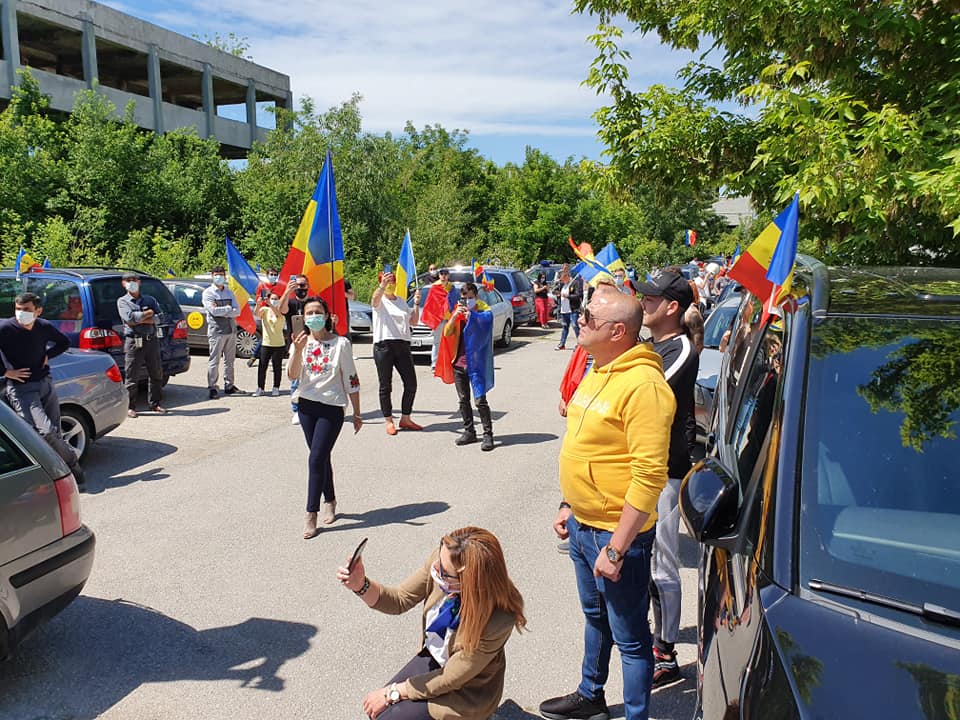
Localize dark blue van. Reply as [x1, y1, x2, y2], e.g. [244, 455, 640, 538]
[0, 267, 190, 384]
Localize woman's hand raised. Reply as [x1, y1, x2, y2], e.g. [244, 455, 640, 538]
[336, 555, 366, 592]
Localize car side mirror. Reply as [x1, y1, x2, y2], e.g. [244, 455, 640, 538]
[679, 457, 741, 551]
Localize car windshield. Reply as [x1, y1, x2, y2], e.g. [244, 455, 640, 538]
[799, 316, 960, 613]
[703, 302, 738, 349]
[90, 277, 181, 326]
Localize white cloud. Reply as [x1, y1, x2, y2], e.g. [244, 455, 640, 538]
[107, 0, 694, 152]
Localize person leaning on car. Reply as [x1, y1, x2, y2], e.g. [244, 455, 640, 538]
[0, 292, 86, 487]
[116, 272, 166, 418]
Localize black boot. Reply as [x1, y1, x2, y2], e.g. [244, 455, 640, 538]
[456, 430, 478, 446]
[478, 402, 494, 451]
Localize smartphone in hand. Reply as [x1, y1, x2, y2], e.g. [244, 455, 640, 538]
[348, 538, 368, 573]
[291, 314, 305, 336]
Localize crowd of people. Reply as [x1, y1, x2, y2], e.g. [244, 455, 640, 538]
[1, 258, 704, 720]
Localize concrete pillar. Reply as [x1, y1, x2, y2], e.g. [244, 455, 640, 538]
[201, 62, 214, 139]
[147, 44, 162, 133]
[1, 0, 21, 89]
[283, 89, 294, 131]
[81, 17, 98, 88]
[246, 78, 256, 145]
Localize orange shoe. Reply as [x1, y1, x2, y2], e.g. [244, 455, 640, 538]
[385, 420, 398, 436]
[399, 419, 423, 431]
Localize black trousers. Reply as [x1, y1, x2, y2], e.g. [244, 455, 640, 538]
[257, 344, 285, 390]
[123, 336, 162, 409]
[373, 339, 417, 417]
[297, 398, 343, 511]
[378, 649, 438, 720]
[453, 365, 492, 436]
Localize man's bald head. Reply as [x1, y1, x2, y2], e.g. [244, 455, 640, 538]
[592, 284, 643, 338]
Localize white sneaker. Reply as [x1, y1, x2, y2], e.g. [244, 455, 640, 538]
[253, 388, 263, 397]
[291, 413, 300, 425]
[271, 388, 280, 397]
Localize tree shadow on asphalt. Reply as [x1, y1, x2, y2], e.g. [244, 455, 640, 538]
[81, 437, 178, 494]
[0, 597, 316, 720]
[315, 501, 450, 534]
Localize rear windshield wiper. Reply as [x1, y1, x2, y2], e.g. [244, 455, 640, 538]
[808, 579, 960, 628]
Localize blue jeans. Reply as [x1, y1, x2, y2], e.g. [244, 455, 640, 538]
[290, 378, 299, 413]
[560, 312, 580, 346]
[568, 516, 655, 720]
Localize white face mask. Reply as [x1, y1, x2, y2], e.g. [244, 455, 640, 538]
[614, 275, 625, 287]
[125, 281, 140, 293]
[270, 299, 280, 308]
[430, 563, 458, 595]
[15, 310, 35, 326]
[212, 275, 225, 286]
[466, 297, 477, 310]
[267, 275, 278, 284]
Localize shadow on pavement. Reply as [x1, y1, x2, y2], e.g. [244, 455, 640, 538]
[319, 501, 450, 534]
[82, 437, 178, 494]
[495, 432, 559, 446]
[0, 597, 316, 720]
[493, 699, 542, 719]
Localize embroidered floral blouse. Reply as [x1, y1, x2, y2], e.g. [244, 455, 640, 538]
[296, 334, 360, 407]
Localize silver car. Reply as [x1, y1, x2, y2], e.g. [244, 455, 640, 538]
[164, 279, 261, 359]
[50, 348, 128, 461]
[408, 284, 514, 352]
[693, 296, 741, 442]
[0, 399, 95, 660]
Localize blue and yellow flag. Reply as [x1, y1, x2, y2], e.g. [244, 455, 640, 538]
[225, 238, 260, 335]
[395, 230, 417, 301]
[15, 248, 40, 279]
[594, 243, 626, 274]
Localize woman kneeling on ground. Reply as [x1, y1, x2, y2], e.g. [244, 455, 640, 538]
[338, 527, 527, 720]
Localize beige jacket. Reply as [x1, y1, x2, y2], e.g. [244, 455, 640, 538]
[372, 550, 517, 720]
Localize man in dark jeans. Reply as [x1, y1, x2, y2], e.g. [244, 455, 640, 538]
[116, 271, 166, 417]
[0, 292, 85, 487]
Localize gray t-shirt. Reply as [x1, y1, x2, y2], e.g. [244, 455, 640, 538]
[201, 284, 240, 336]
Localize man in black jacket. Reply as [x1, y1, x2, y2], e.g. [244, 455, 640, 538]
[636, 271, 699, 687]
[0, 292, 85, 486]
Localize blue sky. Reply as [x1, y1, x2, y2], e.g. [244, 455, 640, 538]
[106, 0, 697, 166]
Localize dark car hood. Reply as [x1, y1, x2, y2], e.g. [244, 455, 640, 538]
[766, 593, 960, 719]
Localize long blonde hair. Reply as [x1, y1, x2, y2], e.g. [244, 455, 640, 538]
[443, 527, 526, 653]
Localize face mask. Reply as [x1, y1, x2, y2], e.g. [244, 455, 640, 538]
[430, 563, 458, 595]
[385, 282, 397, 295]
[466, 298, 477, 310]
[212, 275, 225, 286]
[614, 275, 624, 287]
[270, 299, 280, 308]
[295, 288, 308, 299]
[267, 275, 278, 284]
[15, 310, 35, 326]
[125, 281, 140, 293]
[304, 314, 326, 331]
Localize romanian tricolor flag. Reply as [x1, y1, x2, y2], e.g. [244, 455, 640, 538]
[594, 242, 626, 274]
[471, 259, 494, 291]
[728, 193, 800, 308]
[685, 229, 697, 247]
[279, 149, 348, 336]
[225, 237, 259, 335]
[421, 281, 460, 330]
[434, 299, 495, 397]
[395, 230, 417, 302]
[568, 237, 613, 287]
[15, 248, 41, 279]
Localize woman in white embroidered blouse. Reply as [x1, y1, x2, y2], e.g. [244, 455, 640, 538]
[287, 296, 362, 539]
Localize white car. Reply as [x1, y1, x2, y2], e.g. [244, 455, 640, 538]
[408, 284, 513, 352]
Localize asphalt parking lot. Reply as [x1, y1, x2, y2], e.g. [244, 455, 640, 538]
[0, 324, 699, 720]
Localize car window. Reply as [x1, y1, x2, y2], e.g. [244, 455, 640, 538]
[724, 293, 765, 417]
[479, 288, 501, 306]
[729, 322, 785, 491]
[26, 278, 84, 334]
[799, 316, 960, 612]
[512, 272, 532, 291]
[90, 277, 180, 326]
[491, 273, 512, 293]
[173, 284, 203, 306]
[0, 427, 32, 475]
[703, 302, 738, 349]
[0, 276, 28, 318]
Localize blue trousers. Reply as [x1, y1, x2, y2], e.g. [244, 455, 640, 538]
[297, 398, 343, 511]
[568, 516, 656, 720]
[559, 312, 580, 346]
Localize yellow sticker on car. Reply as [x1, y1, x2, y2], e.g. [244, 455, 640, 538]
[187, 311, 204, 330]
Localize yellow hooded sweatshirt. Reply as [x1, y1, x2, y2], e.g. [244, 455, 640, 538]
[559, 342, 676, 533]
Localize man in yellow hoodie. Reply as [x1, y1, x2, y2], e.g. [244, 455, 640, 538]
[540, 283, 675, 720]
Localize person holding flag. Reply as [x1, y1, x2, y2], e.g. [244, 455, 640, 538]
[435, 282, 496, 451]
[422, 268, 458, 371]
[202, 265, 243, 398]
[371, 265, 423, 436]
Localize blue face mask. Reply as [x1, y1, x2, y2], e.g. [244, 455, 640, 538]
[304, 314, 326, 331]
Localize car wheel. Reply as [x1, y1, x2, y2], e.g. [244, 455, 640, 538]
[236, 330, 258, 359]
[496, 320, 512, 348]
[60, 407, 92, 462]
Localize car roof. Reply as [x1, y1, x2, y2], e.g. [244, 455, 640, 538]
[795, 259, 960, 318]
[0, 267, 154, 280]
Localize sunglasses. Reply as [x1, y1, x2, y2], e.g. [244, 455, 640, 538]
[582, 306, 616, 327]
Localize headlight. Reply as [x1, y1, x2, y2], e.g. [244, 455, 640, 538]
[350, 311, 365, 322]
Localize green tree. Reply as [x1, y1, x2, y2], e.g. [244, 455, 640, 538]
[576, 2, 960, 264]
